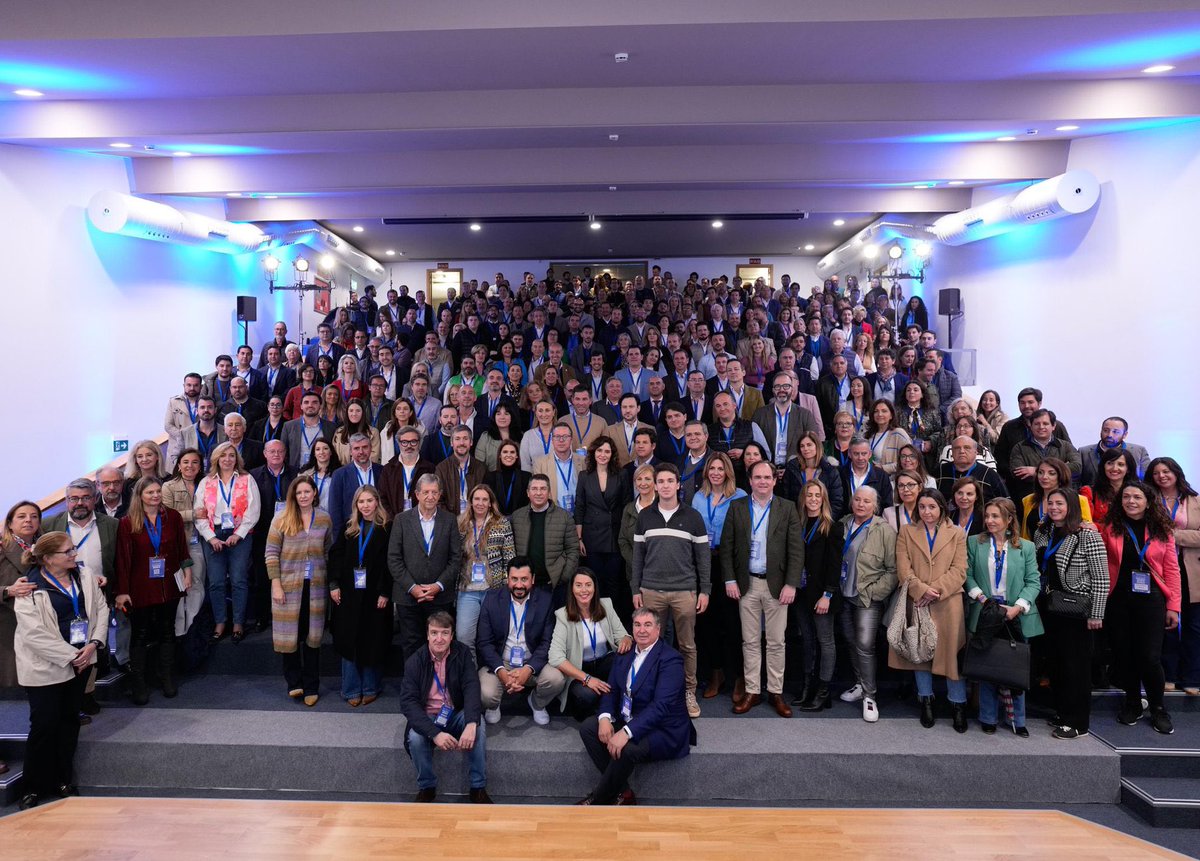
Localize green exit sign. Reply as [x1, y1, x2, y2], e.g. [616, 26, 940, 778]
[113, 439, 129, 453]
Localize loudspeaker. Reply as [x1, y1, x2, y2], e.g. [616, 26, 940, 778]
[236, 296, 257, 322]
[938, 288, 961, 316]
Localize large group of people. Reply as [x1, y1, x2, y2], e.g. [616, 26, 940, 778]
[1, 268, 1193, 807]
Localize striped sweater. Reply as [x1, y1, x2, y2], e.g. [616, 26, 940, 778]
[631, 503, 712, 595]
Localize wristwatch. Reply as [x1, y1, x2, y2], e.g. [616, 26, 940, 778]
[88, 639, 106, 650]
[822, 591, 833, 600]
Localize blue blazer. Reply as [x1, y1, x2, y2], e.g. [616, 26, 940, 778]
[477, 586, 555, 674]
[328, 462, 383, 535]
[599, 639, 695, 761]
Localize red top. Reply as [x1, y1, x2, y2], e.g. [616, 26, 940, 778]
[1100, 524, 1182, 613]
[115, 507, 191, 608]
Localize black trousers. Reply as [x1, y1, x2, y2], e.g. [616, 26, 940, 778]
[580, 714, 654, 804]
[397, 600, 455, 664]
[695, 552, 741, 682]
[1106, 581, 1168, 710]
[1044, 611, 1094, 732]
[129, 599, 180, 648]
[282, 581, 320, 695]
[24, 672, 87, 796]
[564, 653, 615, 722]
[588, 551, 633, 629]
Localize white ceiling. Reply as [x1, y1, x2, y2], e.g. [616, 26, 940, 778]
[1, 0, 1198, 257]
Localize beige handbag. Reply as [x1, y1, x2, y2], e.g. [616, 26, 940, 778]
[886, 584, 938, 664]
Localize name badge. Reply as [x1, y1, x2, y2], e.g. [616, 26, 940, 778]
[149, 557, 166, 580]
[509, 646, 525, 667]
[621, 692, 633, 722]
[189, 531, 199, 545]
[1132, 570, 1152, 594]
[220, 512, 235, 530]
[434, 703, 454, 727]
[353, 567, 367, 590]
[576, 447, 587, 458]
[459, 498, 468, 513]
[840, 561, 849, 584]
[275, 502, 286, 515]
[471, 562, 488, 584]
[800, 568, 808, 589]
[562, 494, 574, 512]
[69, 618, 88, 646]
[707, 529, 716, 548]
[750, 539, 761, 558]
[305, 560, 314, 581]
[404, 498, 413, 511]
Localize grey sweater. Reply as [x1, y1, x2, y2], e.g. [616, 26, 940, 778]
[631, 503, 712, 595]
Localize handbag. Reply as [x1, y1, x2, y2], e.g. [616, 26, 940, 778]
[886, 585, 938, 664]
[963, 617, 1031, 692]
[1043, 541, 1090, 618]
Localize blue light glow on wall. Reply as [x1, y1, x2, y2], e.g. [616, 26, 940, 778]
[0, 60, 123, 93]
[156, 143, 273, 156]
[1040, 28, 1200, 72]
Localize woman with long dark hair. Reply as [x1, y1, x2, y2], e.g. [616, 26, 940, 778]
[546, 568, 632, 721]
[575, 437, 630, 620]
[1082, 447, 1139, 524]
[475, 403, 523, 471]
[1149, 457, 1200, 694]
[897, 380, 941, 466]
[1101, 481, 1181, 734]
[781, 431, 845, 519]
[899, 296, 929, 332]
[949, 477, 986, 537]
[1020, 457, 1093, 539]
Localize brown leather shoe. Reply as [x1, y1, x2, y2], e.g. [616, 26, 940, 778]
[733, 693, 762, 714]
[0, 760, 8, 776]
[733, 676, 746, 704]
[615, 789, 637, 806]
[769, 693, 793, 718]
[703, 669, 724, 699]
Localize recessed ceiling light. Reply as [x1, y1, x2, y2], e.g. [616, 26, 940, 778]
[13, 89, 43, 97]
[1143, 64, 1175, 74]
[469, 223, 482, 231]
[227, 192, 242, 197]
[833, 219, 845, 226]
[803, 244, 815, 251]
[590, 221, 602, 231]
[948, 180, 965, 186]
[385, 249, 396, 256]
[711, 220, 723, 229]
[996, 136, 1016, 142]
[1055, 125, 1080, 131]
[352, 225, 364, 233]
[172, 151, 192, 157]
[109, 142, 132, 148]
[609, 134, 620, 142]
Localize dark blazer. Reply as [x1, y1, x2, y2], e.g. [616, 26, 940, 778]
[249, 464, 297, 524]
[388, 507, 462, 607]
[250, 416, 286, 444]
[399, 641, 482, 741]
[233, 438, 265, 471]
[815, 375, 855, 436]
[779, 460, 847, 520]
[639, 399, 669, 427]
[43, 512, 118, 586]
[799, 519, 845, 609]
[257, 339, 295, 368]
[433, 456, 488, 516]
[304, 342, 346, 368]
[420, 430, 455, 467]
[484, 468, 530, 517]
[936, 461, 1008, 503]
[574, 469, 627, 554]
[840, 464, 894, 510]
[752, 403, 820, 463]
[378, 458, 435, 519]
[683, 395, 713, 425]
[598, 639, 694, 760]
[328, 522, 394, 665]
[655, 431, 689, 466]
[260, 365, 297, 401]
[719, 495, 804, 600]
[864, 371, 909, 402]
[329, 462, 383, 535]
[663, 372, 691, 403]
[476, 586, 555, 674]
[219, 397, 268, 430]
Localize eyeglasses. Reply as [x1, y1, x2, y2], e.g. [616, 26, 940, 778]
[896, 482, 920, 490]
[65, 496, 93, 504]
[399, 439, 420, 447]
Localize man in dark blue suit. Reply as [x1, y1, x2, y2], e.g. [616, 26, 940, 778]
[577, 607, 695, 806]
[476, 558, 565, 726]
[328, 434, 382, 535]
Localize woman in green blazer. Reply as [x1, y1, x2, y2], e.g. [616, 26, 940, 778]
[545, 568, 632, 720]
[965, 498, 1043, 737]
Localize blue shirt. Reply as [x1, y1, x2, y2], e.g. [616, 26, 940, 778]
[693, 488, 747, 547]
[749, 498, 771, 574]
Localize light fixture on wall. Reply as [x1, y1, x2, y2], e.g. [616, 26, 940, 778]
[914, 242, 933, 259]
[888, 244, 904, 260]
[263, 255, 280, 290]
[13, 88, 43, 97]
[469, 223, 482, 232]
[863, 245, 879, 260]
[833, 218, 845, 227]
[589, 215, 602, 231]
[711, 220, 724, 229]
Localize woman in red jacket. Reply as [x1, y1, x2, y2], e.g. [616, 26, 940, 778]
[1101, 480, 1181, 735]
[115, 477, 193, 705]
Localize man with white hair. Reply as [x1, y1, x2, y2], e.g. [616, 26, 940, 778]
[222, 413, 264, 471]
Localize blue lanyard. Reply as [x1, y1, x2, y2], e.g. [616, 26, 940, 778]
[555, 458, 574, 492]
[460, 460, 470, 499]
[472, 521, 484, 557]
[301, 422, 320, 451]
[834, 376, 846, 401]
[145, 513, 162, 556]
[869, 430, 887, 454]
[73, 524, 94, 552]
[732, 387, 744, 414]
[370, 401, 384, 425]
[432, 662, 450, 702]
[306, 509, 316, 532]
[487, 397, 499, 418]
[682, 455, 704, 484]
[844, 518, 871, 554]
[268, 368, 278, 391]
[43, 569, 80, 618]
[218, 477, 234, 510]
[775, 407, 789, 443]
[670, 433, 686, 457]
[705, 493, 728, 529]
[314, 472, 328, 501]
[439, 433, 451, 460]
[721, 425, 734, 448]
[1165, 497, 1181, 521]
[357, 524, 374, 566]
[909, 411, 921, 437]
[421, 517, 435, 555]
[628, 655, 643, 692]
[992, 538, 1006, 592]
[215, 378, 229, 402]
[571, 411, 592, 444]
[583, 619, 598, 655]
[537, 427, 552, 455]
[502, 472, 516, 510]
[591, 376, 603, 399]
[924, 525, 938, 554]
[629, 368, 642, 391]
[1125, 524, 1151, 568]
[961, 512, 974, 534]
[356, 465, 373, 487]
[414, 398, 427, 422]
[851, 401, 862, 431]
[510, 601, 528, 640]
[271, 469, 284, 499]
[752, 500, 772, 536]
[185, 399, 198, 423]
[1041, 535, 1066, 572]
[196, 427, 214, 461]
[804, 520, 819, 544]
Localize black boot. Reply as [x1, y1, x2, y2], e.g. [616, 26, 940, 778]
[919, 695, 936, 728]
[799, 682, 831, 712]
[952, 702, 968, 734]
[791, 674, 815, 708]
[128, 644, 150, 706]
[159, 639, 178, 699]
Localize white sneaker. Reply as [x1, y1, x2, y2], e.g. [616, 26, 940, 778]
[862, 697, 879, 723]
[685, 690, 701, 718]
[484, 706, 501, 725]
[528, 693, 550, 726]
[840, 683, 864, 703]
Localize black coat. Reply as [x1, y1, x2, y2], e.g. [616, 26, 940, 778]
[484, 468, 530, 516]
[328, 522, 394, 665]
[799, 519, 845, 609]
[574, 469, 627, 554]
[779, 460, 847, 520]
[400, 641, 482, 741]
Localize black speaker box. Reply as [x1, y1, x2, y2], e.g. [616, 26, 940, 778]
[938, 288, 961, 316]
[236, 295, 257, 322]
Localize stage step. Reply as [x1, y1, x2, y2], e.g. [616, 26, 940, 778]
[1121, 776, 1200, 828]
[0, 737, 26, 807]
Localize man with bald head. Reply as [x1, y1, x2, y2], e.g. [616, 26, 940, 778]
[936, 436, 1008, 502]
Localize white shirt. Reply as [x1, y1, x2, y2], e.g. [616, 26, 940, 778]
[502, 596, 531, 669]
[66, 517, 102, 576]
[598, 639, 658, 736]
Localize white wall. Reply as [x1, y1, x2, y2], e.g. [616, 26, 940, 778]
[926, 122, 1200, 473]
[0, 143, 287, 502]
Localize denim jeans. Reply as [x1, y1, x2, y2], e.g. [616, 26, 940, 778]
[455, 590, 487, 663]
[978, 682, 1026, 727]
[203, 536, 253, 626]
[914, 670, 967, 703]
[341, 659, 381, 701]
[406, 711, 487, 791]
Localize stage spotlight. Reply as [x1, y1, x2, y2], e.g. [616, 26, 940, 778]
[888, 245, 904, 260]
[294, 258, 310, 273]
[263, 255, 280, 273]
[915, 242, 933, 259]
[863, 245, 879, 259]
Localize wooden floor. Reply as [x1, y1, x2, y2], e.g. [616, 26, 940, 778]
[0, 798, 1186, 860]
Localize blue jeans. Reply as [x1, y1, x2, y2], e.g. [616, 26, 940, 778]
[406, 711, 487, 791]
[914, 670, 967, 703]
[203, 537, 253, 626]
[978, 682, 1026, 728]
[456, 590, 487, 663]
[341, 659, 381, 701]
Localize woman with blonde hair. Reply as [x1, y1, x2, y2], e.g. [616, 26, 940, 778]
[328, 485, 392, 707]
[320, 383, 346, 426]
[265, 476, 333, 706]
[194, 442, 260, 643]
[163, 448, 206, 636]
[455, 483, 515, 660]
[793, 479, 845, 712]
[333, 353, 363, 403]
[121, 439, 166, 509]
[13, 532, 108, 809]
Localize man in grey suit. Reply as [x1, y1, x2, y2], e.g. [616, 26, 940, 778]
[752, 375, 821, 469]
[388, 473, 463, 660]
[280, 392, 335, 471]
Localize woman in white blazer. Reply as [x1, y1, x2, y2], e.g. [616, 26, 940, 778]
[545, 568, 632, 720]
[13, 532, 109, 810]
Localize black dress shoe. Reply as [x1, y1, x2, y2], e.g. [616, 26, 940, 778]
[980, 722, 996, 734]
[231, 630, 245, 644]
[211, 629, 227, 643]
[469, 787, 494, 804]
[414, 788, 436, 803]
[56, 784, 79, 798]
[78, 713, 92, 726]
[18, 793, 39, 810]
[81, 693, 102, 716]
[1014, 726, 1030, 738]
[919, 696, 936, 728]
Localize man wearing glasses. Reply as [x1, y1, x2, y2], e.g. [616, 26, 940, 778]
[380, 427, 435, 517]
[753, 376, 821, 470]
